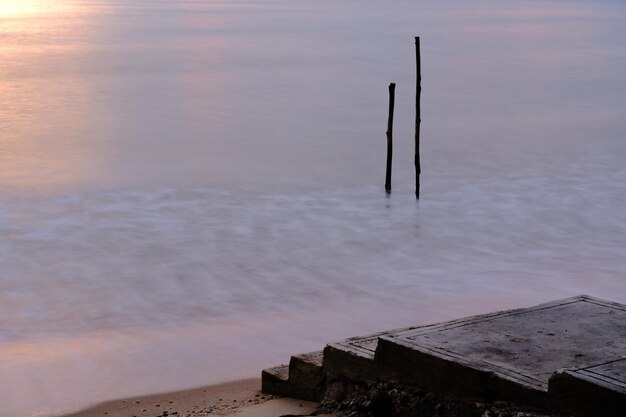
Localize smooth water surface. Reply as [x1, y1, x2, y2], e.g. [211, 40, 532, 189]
[1, 1, 625, 416]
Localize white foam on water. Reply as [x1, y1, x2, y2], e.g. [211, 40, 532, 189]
[1, 169, 625, 416]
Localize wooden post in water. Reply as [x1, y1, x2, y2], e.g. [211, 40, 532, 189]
[415, 36, 422, 199]
[385, 83, 396, 194]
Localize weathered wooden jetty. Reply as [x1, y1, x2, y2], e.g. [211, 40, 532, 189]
[262, 295, 626, 416]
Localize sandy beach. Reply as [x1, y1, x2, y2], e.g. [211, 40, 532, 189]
[59, 378, 322, 417]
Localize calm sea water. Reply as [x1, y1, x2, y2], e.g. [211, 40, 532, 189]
[1, 1, 625, 416]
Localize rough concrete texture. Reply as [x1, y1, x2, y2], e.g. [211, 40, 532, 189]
[263, 295, 626, 416]
[288, 351, 326, 401]
[262, 351, 326, 401]
[323, 326, 423, 381]
[376, 296, 626, 407]
[549, 357, 626, 416]
[261, 364, 289, 397]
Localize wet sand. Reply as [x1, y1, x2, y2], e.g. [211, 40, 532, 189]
[59, 378, 321, 417]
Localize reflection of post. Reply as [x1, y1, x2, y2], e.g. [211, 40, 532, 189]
[415, 36, 422, 199]
[385, 83, 396, 194]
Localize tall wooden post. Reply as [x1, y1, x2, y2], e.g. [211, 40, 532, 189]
[385, 83, 396, 194]
[415, 36, 422, 199]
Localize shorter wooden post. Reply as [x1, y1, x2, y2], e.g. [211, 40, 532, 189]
[385, 82, 396, 194]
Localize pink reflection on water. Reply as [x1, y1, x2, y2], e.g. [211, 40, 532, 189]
[0, 1, 101, 192]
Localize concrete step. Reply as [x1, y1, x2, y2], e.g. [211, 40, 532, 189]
[549, 356, 626, 417]
[261, 351, 325, 401]
[288, 351, 325, 401]
[375, 295, 626, 408]
[323, 326, 423, 381]
[261, 295, 626, 417]
[261, 364, 289, 397]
